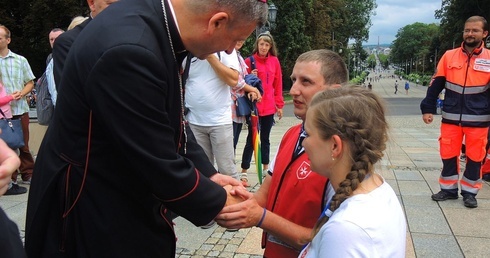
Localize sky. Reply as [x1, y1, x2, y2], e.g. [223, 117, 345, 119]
[366, 0, 442, 45]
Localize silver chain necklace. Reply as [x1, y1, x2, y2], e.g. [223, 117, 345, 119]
[161, 0, 187, 153]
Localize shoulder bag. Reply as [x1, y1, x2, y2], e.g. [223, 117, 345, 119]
[0, 109, 25, 149]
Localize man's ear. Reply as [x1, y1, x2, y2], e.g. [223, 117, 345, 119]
[87, 0, 96, 13]
[207, 12, 230, 33]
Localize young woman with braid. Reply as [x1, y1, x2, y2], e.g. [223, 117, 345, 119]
[299, 86, 406, 257]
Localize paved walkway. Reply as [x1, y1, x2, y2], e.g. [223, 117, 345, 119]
[1, 70, 489, 257]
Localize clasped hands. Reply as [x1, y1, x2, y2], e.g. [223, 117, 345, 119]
[11, 91, 23, 100]
[247, 88, 262, 103]
[210, 173, 264, 229]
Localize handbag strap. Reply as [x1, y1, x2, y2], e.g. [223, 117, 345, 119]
[249, 55, 256, 70]
[0, 108, 8, 120]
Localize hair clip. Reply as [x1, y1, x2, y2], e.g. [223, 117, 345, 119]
[257, 0, 267, 3]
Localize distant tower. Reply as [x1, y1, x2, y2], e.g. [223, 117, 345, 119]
[377, 36, 380, 49]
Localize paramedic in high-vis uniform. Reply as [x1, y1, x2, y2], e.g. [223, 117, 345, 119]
[421, 16, 490, 208]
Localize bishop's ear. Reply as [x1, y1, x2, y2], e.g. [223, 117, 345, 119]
[207, 12, 230, 32]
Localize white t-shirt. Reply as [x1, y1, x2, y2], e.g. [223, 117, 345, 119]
[185, 50, 239, 126]
[299, 179, 406, 258]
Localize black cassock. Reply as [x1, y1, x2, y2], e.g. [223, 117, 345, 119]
[25, 0, 226, 257]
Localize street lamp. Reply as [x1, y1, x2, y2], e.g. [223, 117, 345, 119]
[352, 56, 356, 78]
[268, 3, 277, 27]
[256, 3, 278, 37]
[334, 41, 344, 54]
[429, 48, 438, 72]
[331, 32, 344, 53]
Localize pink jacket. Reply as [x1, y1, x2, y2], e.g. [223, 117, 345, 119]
[0, 83, 13, 119]
[245, 53, 284, 116]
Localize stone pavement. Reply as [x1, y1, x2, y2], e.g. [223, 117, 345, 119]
[1, 70, 490, 257]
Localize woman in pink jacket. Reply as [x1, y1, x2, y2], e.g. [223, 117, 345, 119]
[241, 32, 284, 178]
[0, 80, 18, 119]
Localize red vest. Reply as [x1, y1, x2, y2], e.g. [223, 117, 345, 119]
[263, 124, 329, 258]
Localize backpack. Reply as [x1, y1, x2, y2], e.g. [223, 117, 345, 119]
[35, 64, 54, 125]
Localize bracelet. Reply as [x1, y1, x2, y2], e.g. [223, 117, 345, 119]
[257, 208, 267, 227]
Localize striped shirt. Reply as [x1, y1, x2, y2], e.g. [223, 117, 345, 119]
[0, 50, 35, 115]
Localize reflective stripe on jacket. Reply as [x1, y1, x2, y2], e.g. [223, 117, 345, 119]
[421, 42, 490, 127]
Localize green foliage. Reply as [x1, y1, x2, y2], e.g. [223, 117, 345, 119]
[377, 53, 389, 69]
[391, 23, 439, 63]
[350, 71, 368, 85]
[0, 0, 87, 77]
[343, 0, 377, 43]
[436, 0, 490, 52]
[390, 2, 490, 79]
[305, 0, 330, 50]
[271, 0, 376, 90]
[366, 54, 376, 69]
[1, 0, 378, 87]
[273, 0, 312, 90]
[390, 22, 440, 75]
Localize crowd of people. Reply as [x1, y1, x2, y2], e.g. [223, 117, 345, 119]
[4, 0, 489, 257]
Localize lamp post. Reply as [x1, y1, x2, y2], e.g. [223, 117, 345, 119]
[352, 56, 357, 78]
[410, 58, 413, 74]
[334, 41, 344, 54]
[332, 32, 344, 53]
[256, 3, 278, 37]
[430, 48, 438, 72]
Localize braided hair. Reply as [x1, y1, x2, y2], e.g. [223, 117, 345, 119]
[308, 86, 388, 238]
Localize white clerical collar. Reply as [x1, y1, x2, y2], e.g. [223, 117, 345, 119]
[166, 0, 181, 35]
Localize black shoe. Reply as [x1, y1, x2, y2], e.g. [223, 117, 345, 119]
[482, 174, 490, 182]
[200, 220, 216, 229]
[463, 194, 478, 208]
[4, 184, 27, 196]
[431, 191, 458, 201]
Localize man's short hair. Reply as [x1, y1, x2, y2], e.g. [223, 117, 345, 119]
[187, 0, 268, 27]
[296, 49, 349, 85]
[0, 24, 11, 39]
[50, 28, 65, 34]
[466, 16, 488, 32]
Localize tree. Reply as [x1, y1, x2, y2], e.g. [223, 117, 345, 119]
[272, 0, 312, 90]
[304, 0, 344, 50]
[343, 0, 377, 43]
[390, 22, 439, 74]
[377, 53, 389, 70]
[0, 0, 87, 77]
[436, 0, 490, 52]
[271, 0, 376, 88]
[1, 0, 378, 88]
